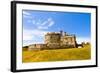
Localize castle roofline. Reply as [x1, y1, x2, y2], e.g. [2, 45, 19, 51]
[46, 32, 60, 35]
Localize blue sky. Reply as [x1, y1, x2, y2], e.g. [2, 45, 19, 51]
[22, 10, 91, 46]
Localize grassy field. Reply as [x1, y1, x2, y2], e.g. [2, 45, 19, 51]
[22, 45, 91, 63]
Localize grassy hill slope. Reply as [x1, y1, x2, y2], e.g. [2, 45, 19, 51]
[22, 45, 91, 63]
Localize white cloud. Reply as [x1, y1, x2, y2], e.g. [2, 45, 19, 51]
[32, 20, 36, 24]
[23, 31, 33, 41]
[36, 22, 41, 25]
[40, 18, 52, 26]
[48, 21, 54, 27]
[23, 11, 33, 19]
[23, 29, 48, 40]
[23, 15, 30, 18]
[23, 15, 55, 29]
[23, 40, 35, 46]
[23, 29, 48, 46]
[32, 29, 48, 36]
[76, 37, 91, 44]
[23, 11, 31, 16]
[37, 17, 55, 29]
[23, 16, 55, 46]
[37, 26, 48, 30]
[23, 28, 90, 46]
[41, 20, 48, 26]
[27, 20, 31, 23]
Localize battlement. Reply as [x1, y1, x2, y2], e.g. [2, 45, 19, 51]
[46, 32, 60, 35]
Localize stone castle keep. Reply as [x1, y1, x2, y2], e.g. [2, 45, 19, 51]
[28, 31, 77, 50]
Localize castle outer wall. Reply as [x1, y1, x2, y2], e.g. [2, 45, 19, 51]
[28, 31, 77, 50]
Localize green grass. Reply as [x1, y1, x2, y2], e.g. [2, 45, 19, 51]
[22, 45, 91, 63]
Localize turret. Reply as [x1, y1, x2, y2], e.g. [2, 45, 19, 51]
[60, 30, 63, 36]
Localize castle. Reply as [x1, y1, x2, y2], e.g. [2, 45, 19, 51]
[28, 31, 77, 50]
